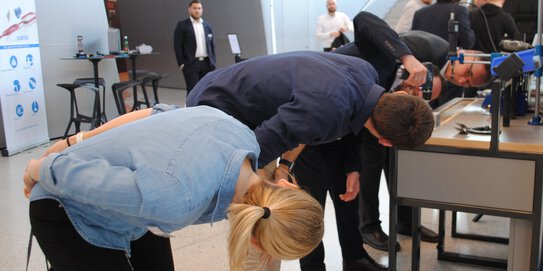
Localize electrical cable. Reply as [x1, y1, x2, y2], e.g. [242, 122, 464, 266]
[463, 1, 499, 53]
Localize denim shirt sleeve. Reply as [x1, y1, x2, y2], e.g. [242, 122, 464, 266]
[38, 152, 184, 223]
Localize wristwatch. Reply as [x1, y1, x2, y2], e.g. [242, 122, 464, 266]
[278, 158, 294, 170]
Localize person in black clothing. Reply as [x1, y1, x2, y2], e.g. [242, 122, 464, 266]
[334, 12, 449, 252]
[335, 12, 493, 254]
[412, 0, 475, 50]
[469, 0, 521, 53]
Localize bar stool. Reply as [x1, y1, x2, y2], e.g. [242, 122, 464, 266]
[73, 78, 108, 123]
[111, 80, 141, 115]
[131, 70, 169, 109]
[57, 78, 106, 138]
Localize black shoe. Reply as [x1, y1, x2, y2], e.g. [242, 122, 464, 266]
[361, 229, 400, 252]
[397, 224, 439, 243]
[343, 255, 388, 271]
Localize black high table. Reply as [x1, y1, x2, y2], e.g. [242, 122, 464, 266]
[61, 52, 158, 127]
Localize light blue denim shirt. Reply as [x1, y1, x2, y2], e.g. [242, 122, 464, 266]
[30, 105, 259, 254]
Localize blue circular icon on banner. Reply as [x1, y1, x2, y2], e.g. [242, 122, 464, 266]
[29, 77, 37, 89]
[10, 56, 18, 68]
[13, 80, 21, 92]
[32, 101, 39, 113]
[26, 54, 34, 66]
[16, 104, 24, 117]
[14, 7, 22, 19]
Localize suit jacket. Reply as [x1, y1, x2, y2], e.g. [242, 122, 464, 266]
[412, 2, 475, 50]
[335, 11, 412, 91]
[173, 18, 216, 70]
[334, 13, 451, 107]
[399, 30, 449, 68]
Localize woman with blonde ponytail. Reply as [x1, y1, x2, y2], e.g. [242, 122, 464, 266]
[228, 178, 324, 271]
[23, 105, 324, 271]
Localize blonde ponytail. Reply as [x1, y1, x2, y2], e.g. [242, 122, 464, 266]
[227, 179, 324, 271]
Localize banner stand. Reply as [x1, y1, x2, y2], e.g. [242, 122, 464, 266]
[0, 2, 50, 156]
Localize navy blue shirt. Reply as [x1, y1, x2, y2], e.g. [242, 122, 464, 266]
[186, 51, 384, 167]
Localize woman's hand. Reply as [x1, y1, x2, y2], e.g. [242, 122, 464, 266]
[272, 166, 290, 183]
[23, 158, 43, 198]
[256, 160, 276, 181]
[23, 170, 36, 198]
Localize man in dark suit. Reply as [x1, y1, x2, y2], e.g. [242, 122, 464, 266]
[412, 0, 475, 50]
[173, 0, 216, 96]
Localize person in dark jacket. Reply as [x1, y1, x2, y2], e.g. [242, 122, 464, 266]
[173, 0, 216, 96]
[469, 0, 521, 53]
[412, 0, 475, 50]
[334, 12, 446, 253]
[187, 51, 435, 271]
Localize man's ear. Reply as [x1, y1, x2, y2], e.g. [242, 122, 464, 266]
[378, 138, 393, 147]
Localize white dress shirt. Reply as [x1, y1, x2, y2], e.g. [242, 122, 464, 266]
[315, 11, 353, 48]
[191, 17, 208, 58]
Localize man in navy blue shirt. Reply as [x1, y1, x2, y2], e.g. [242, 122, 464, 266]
[187, 51, 434, 271]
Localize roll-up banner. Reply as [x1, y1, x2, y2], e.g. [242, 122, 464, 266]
[0, 0, 49, 156]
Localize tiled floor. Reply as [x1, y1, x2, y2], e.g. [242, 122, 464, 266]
[3, 87, 508, 270]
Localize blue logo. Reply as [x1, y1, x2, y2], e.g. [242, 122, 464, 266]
[32, 101, 39, 113]
[16, 104, 24, 117]
[14, 7, 22, 19]
[26, 54, 33, 66]
[10, 56, 18, 68]
[13, 80, 21, 92]
[29, 77, 37, 89]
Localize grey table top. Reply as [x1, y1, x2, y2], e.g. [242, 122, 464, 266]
[428, 98, 543, 154]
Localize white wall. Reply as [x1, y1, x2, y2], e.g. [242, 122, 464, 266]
[113, 0, 399, 90]
[260, 0, 397, 54]
[36, 0, 120, 138]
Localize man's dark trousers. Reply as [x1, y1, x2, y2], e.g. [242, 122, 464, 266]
[293, 140, 370, 270]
